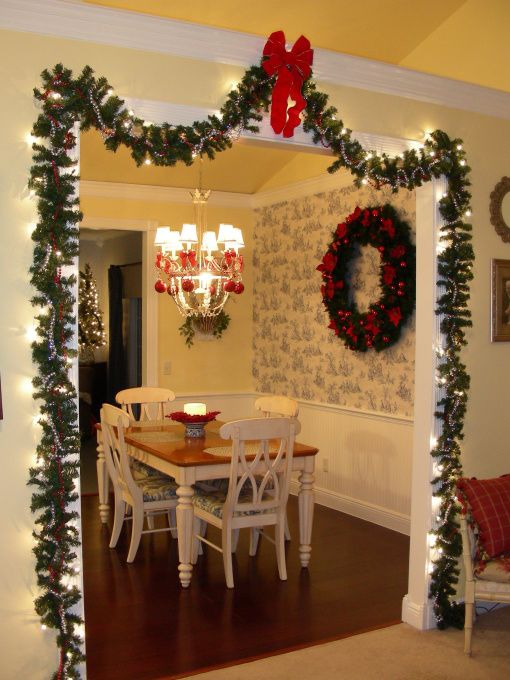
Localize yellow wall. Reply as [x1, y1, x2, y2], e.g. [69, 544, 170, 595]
[81, 196, 254, 392]
[2, 22, 510, 676]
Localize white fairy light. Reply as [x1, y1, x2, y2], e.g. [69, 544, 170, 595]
[460, 160, 466, 166]
[456, 144, 463, 150]
[465, 210, 472, 217]
[144, 158, 151, 165]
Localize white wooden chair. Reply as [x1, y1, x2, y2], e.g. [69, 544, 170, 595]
[115, 386, 175, 422]
[459, 514, 510, 654]
[255, 395, 299, 419]
[254, 394, 299, 546]
[101, 403, 179, 563]
[191, 416, 297, 588]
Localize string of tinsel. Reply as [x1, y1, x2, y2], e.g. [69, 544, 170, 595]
[27, 61, 472, 676]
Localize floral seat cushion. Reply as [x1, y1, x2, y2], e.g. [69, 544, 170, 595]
[475, 553, 510, 583]
[132, 459, 175, 483]
[195, 478, 229, 493]
[192, 487, 273, 519]
[138, 476, 179, 502]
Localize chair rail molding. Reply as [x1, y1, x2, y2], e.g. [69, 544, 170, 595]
[1, 0, 510, 119]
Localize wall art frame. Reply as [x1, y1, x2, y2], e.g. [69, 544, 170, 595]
[491, 258, 510, 341]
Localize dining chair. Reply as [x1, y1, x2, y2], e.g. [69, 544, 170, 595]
[254, 395, 299, 418]
[116, 386, 177, 493]
[191, 416, 297, 588]
[115, 386, 176, 421]
[101, 403, 179, 563]
[254, 394, 299, 545]
[457, 476, 510, 654]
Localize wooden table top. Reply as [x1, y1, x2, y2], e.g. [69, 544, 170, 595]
[121, 420, 319, 468]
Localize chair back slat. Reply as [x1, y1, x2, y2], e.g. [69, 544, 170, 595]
[220, 417, 296, 518]
[101, 403, 140, 501]
[255, 395, 299, 418]
[116, 386, 175, 422]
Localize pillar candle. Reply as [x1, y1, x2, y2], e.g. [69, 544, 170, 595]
[184, 402, 206, 416]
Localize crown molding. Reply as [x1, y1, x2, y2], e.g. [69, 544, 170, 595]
[79, 180, 252, 208]
[81, 169, 379, 211]
[79, 215, 157, 231]
[2, 0, 510, 120]
[124, 98, 420, 154]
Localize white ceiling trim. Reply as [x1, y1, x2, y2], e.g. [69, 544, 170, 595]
[79, 180, 252, 208]
[79, 216, 157, 231]
[81, 171, 363, 210]
[1, 0, 510, 120]
[125, 98, 421, 155]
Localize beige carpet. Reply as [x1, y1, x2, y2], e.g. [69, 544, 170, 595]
[181, 606, 510, 680]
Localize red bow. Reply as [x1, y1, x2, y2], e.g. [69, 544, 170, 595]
[262, 31, 313, 138]
[179, 250, 197, 269]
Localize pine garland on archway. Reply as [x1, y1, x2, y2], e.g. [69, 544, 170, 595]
[28, 51, 472, 676]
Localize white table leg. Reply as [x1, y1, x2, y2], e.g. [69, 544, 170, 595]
[96, 429, 110, 524]
[176, 484, 194, 588]
[298, 458, 315, 568]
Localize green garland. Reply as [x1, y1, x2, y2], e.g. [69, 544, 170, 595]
[318, 204, 416, 352]
[27, 56, 472, 676]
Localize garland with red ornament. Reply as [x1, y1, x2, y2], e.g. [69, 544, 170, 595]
[26, 28, 473, 677]
[318, 204, 416, 352]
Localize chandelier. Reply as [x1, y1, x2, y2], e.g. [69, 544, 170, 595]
[153, 187, 244, 329]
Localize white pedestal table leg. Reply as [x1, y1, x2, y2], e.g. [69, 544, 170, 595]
[176, 484, 195, 588]
[298, 458, 315, 568]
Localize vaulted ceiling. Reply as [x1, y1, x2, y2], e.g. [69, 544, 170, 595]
[83, 0, 510, 93]
[79, 0, 509, 196]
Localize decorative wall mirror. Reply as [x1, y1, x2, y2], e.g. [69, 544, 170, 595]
[489, 176, 510, 242]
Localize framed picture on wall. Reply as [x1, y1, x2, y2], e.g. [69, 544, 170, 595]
[491, 259, 510, 341]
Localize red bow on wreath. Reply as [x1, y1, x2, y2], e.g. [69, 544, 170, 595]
[262, 31, 313, 138]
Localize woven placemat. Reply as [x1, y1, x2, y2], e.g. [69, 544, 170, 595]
[128, 431, 181, 444]
[205, 442, 277, 457]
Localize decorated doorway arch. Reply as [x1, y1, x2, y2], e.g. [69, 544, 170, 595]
[28, 32, 472, 676]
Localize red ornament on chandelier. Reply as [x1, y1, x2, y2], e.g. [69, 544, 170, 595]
[262, 30, 313, 138]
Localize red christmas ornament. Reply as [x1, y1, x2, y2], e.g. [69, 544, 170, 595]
[154, 279, 167, 293]
[234, 282, 245, 295]
[223, 279, 236, 293]
[181, 278, 194, 292]
[209, 284, 216, 296]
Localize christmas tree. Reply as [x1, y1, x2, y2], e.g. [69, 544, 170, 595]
[79, 263, 106, 362]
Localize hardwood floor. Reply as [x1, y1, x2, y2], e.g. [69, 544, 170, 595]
[82, 494, 409, 680]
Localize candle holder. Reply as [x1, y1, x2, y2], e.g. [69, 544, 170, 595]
[167, 410, 220, 438]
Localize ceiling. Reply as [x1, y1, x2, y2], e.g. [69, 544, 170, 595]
[80, 130, 333, 194]
[79, 0, 509, 196]
[82, 0, 510, 93]
[84, 0, 466, 69]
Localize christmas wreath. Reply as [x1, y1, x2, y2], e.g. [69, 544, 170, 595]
[318, 204, 416, 351]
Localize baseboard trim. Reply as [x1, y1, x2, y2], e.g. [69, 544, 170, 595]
[401, 594, 436, 630]
[290, 482, 411, 536]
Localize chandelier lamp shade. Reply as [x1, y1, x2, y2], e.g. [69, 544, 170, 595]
[154, 188, 244, 322]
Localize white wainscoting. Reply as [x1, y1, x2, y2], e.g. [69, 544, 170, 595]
[175, 392, 413, 535]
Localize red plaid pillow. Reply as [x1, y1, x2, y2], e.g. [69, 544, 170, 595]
[457, 475, 510, 558]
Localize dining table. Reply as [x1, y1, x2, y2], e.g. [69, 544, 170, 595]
[95, 419, 318, 588]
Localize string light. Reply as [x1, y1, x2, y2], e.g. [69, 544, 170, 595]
[26, 54, 473, 672]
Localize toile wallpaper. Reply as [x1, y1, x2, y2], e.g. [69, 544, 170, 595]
[252, 182, 416, 417]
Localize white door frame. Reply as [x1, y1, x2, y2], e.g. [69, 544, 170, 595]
[77, 99, 442, 630]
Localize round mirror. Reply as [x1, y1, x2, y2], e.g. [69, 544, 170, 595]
[490, 176, 510, 242]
